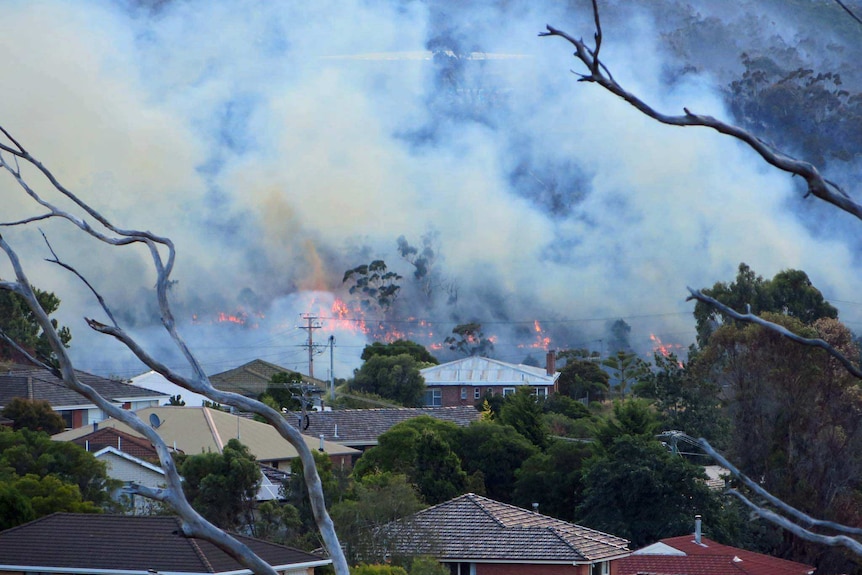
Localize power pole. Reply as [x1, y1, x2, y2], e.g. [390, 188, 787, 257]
[299, 314, 322, 379]
[329, 335, 335, 401]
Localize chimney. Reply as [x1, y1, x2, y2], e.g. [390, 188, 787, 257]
[319, 434, 325, 452]
[545, 350, 556, 376]
[92, 421, 98, 433]
[695, 515, 702, 544]
[532, 502, 539, 513]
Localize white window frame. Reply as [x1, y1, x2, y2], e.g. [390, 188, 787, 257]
[461, 387, 468, 400]
[474, 387, 481, 400]
[502, 387, 516, 397]
[534, 387, 548, 399]
[424, 388, 442, 407]
[591, 561, 609, 575]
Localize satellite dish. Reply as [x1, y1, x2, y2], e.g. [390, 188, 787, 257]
[149, 413, 162, 429]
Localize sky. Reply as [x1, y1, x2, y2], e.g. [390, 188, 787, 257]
[1, 0, 861, 380]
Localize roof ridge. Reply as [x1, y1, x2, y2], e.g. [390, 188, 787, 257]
[178, 519, 217, 573]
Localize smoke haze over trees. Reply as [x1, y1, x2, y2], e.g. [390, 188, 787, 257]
[3, 0, 862, 382]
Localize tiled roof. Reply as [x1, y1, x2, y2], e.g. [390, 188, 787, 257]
[390, 493, 629, 563]
[0, 513, 329, 573]
[53, 406, 360, 463]
[420, 356, 559, 388]
[0, 363, 168, 409]
[293, 406, 481, 447]
[71, 427, 161, 462]
[210, 359, 326, 398]
[617, 535, 814, 575]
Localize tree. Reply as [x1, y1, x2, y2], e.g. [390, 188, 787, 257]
[556, 358, 609, 402]
[1, 397, 65, 434]
[512, 439, 592, 522]
[605, 318, 632, 354]
[167, 394, 186, 406]
[413, 428, 467, 505]
[444, 322, 494, 357]
[178, 439, 262, 531]
[262, 370, 303, 411]
[0, 125, 350, 575]
[0, 288, 71, 363]
[458, 421, 539, 502]
[343, 260, 402, 312]
[351, 354, 427, 407]
[601, 351, 650, 399]
[330, 472, 426, 564]
[361, 340, 439, 365]
[498, 387, 548, 449]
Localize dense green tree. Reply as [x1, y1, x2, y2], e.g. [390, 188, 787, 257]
[252, 500, 302, 545]
[458, 421, 538, 502]
[635, 354, 729, 447]
[512, 439, 592, 521]
[330, 472, 426, 564]
[0, 288, 71, 363]
[444, 322, 494, 357]
[353, 417, 465, 505]
[283, 449, 343, 550]
[361, 340, 438, 365]
[351, 354, 427, 407]
[0, 481, 35, 530]
[262, 370, 303, 411]
[1, 397, 65, 434]
[178, 438, 261, 531]
[606, 318, 632, 354]
[11, 473, 101, 516]
[694, 263, 837, 347]
[413, 429, 466, 505]
[593, 399, 660, 451]
[499, 387, 548, 449]
[556, 359, 609, 402]
[577, 434, 722, 548]
[0, 428, 115, 506]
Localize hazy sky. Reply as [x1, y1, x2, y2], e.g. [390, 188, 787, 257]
[1, 0, 860, 379]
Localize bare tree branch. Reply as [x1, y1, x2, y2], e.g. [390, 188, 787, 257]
[539, 21, 862, 222]
[0, 126, 349, 574]
[685, 287, 862, 379]
[834, 0, 862, 27]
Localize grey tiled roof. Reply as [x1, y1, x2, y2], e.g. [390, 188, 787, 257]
[0, 513, 328, 573]
[0, 364, 168, 409]
[390, 493, 629, 563]
[291, 406, 481, 447]
[210, 359, 326, 397]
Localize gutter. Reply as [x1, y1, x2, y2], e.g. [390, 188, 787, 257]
[0, 559, 332, 575]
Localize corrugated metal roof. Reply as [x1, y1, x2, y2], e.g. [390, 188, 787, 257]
[420, 356, 559, 387]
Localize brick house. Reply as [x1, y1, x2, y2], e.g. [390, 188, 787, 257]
[419, 354, 559, 407]
[0, 513, 330, 575]
[387, 493, 630, 575]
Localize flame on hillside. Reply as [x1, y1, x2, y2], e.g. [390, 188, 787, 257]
[650, 333, 684, 364]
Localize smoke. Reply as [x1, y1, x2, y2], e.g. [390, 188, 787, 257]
[1, 0, 861, 379]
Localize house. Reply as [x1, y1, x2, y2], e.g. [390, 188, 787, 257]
[419, 353, 560, 407]
[616, 519, 815, 575]
[387, 493, 630, 575]
[0, 363, 168, 429]
[209, 358, 328, 399]
[0, 513, 330, 575]
[294, 405, 481, 451]
[52, 405, 360, 471]
[131, 369, 212, 406]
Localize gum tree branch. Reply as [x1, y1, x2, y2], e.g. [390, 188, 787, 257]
[539, 18, 862, 222]
[0, 127, 349, 575]
[685, 288, 862, 379]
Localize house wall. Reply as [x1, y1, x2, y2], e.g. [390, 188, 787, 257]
[98, 452, 165, 488]
[429, 385, 552, 407]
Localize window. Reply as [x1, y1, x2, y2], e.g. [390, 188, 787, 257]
[474, 388, 481, 400]
[591, 561, 609, 575]
[424, 388, 442, 407]
[534, 387, 548, 399]
[502, 387, 516, 397]
[461, 387, 467, 400]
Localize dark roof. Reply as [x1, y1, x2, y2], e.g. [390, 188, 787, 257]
[70, 427, 161, 462]
[209, 359, 326, 397]
[390, 493, 629, 564]
[0, 364, 168, 409]
[616, 536, 814, 575]
[294, 406, 481, 447]
[0, 513, 329, 573]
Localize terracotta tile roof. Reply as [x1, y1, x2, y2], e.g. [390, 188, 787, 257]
[0, 363, 168, 409]
[616, 535, 814, 575]
[390, 493, 629, 563]
[293, 406, 481, 447]
[70, 426, 161, 462]
[0, 513, 329, 573]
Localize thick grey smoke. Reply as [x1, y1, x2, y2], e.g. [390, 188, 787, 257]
[1, 0, 860, 379]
